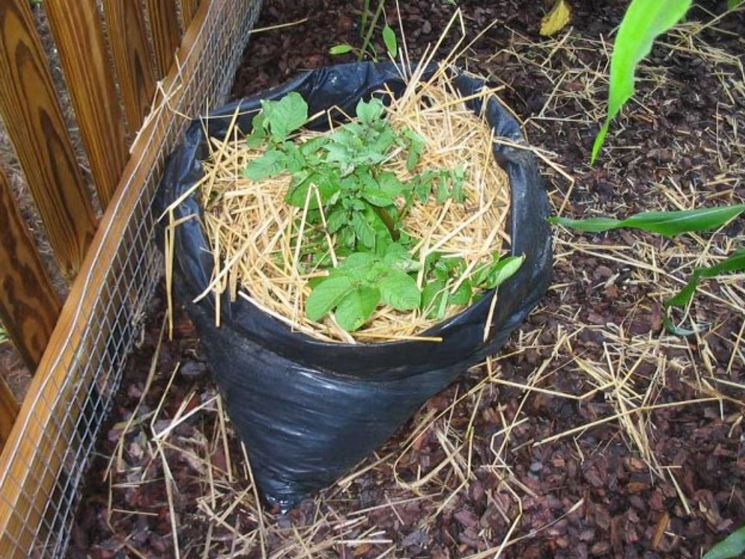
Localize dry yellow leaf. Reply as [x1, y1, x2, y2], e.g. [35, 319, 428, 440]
[540, 0, 572, 36]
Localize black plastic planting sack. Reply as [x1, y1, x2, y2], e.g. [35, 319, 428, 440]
[157, 62, 552, 511]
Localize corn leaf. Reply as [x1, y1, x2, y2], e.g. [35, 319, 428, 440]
[703, 525, 745, 559]
[550, 204, 745, 237]
[591, 0, 692, 163]
[665, 248, 745, 309]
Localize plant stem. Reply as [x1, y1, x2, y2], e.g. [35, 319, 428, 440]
[360, 0, 370, 39]
[359, 0, 385, 61]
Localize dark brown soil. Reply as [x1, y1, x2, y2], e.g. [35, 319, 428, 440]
[70, 1, 745, 558]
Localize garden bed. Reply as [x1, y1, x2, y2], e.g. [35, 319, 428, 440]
[69, 1, 745, 557]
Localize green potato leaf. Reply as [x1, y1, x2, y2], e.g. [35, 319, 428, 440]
[243, 149, 287, 180]
[306, 275, 355, 321]
[421, 279, 448, 319]
[339, 252, 378, 271]
[361, 181, 396, 207]
[383, 242, 419, 272]
[592, 0, 692, 163]
[450, 280, 472, 306]
[402, 128, 425, 171]
[550, 204, 745, 237]
[335, 286, 381, 331]
[356, 98, 386, 125]
[261, 92, 309, 141]
[326, 209, 349, 233]
[378, 172, 405, 198]
[246, 112, 267, 148]
[379, 269, 421, 311]
[476, 255, 525, 290]
[351, 211, 376, 248]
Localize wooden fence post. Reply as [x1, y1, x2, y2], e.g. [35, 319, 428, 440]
[44, 0, 130, 209]
[102, 0, 157, 136]
[146, 0, 182, 79]
[0, 166, 62, 370]
[0, 0, 98, 277]
[0, 376, 18, 450]
[180, 0, 200, 27]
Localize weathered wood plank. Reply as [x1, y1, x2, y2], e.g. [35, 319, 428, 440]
[146, 0, 182, 79]
[0, 0, 98, 277]
[44, 0, 130, 208]
[0, 166, 61, 370]
[0, 375, 18, 450]
[102, 0, 157, 136]
[180, 0, 200, 27]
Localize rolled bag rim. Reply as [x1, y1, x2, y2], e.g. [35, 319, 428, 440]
[158, 61, 553, 381]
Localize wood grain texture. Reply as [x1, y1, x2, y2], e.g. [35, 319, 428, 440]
[44, 0, 130, 208]
[0, 0, 98, 277]
[0, 0, 218, 554]
[146, 0, 182, 79]
[0, 166, 62, 370]
[180, 0, 200, 27]
[0, 375, 18, 450]
[102, 0, 156, 136]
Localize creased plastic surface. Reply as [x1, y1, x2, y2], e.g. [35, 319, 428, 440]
[157, 62, 552, 511]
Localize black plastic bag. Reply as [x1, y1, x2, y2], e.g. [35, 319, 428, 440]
[157, 61, 552, 511]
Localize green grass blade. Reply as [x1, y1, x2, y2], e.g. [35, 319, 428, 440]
[550, 204, 745, 237]
[703, 525, 745, 559]
[727, 0, 743, 9]
[591, 0, 692, 163]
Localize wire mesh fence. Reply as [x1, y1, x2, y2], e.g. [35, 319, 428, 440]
[0, 1, 262, 556]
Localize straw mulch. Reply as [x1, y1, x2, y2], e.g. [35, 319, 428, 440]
[195, 67, 510, 343]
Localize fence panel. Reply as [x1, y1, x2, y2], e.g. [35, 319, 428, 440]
[0, 0, 97, 277]
[102, 0, 157, 136]
[0, 0, 262, 556]
[44, 0, 129, 208]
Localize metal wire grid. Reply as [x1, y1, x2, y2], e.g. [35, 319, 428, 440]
[0, 0, 262, 556]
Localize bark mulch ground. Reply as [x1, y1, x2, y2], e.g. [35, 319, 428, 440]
[69, 1, 745, 557]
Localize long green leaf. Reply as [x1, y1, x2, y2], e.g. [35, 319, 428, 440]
[550, 204, 745, 237]
[665, 248, 745, 309]
[591, 0, 692, 163]
[703, 525, 745, 559]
